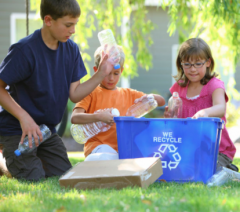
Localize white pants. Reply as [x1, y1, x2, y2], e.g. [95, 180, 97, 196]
[84, 144, 119, 161]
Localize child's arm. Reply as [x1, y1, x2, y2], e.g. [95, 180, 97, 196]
[0, 79, 42, 147]
[192, 88, 226, 118]
[71, 107, 115, 126]
[152, 94, 166, 106]
[69, 52, 114, 103]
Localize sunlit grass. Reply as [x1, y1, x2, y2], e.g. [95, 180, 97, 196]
[0, 157, 240, 212]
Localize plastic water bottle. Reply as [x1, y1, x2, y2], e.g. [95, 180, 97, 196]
[207, 166, 240, 186]
[70, 108, 120, 144]
[126, 94, 158, 118]
[168, 92, 183, 118]
[98, 29, 121, 69]
[207, 167, 230, 186]
[14, 125, 51, 156]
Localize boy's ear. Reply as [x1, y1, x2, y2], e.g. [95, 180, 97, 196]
[93, 66, 98, 72]
[121, 67, 124, 73]
[44, 15, 53, 26]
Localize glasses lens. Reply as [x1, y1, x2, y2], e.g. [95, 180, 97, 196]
[183, 63, 191, 68]
[194, 63, 203, 68]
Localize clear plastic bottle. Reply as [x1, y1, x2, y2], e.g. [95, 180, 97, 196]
[98, 29, 121, 69]
[70, 108, 120, 144]
[126, 94, 158, 118]
[14, 124, 51, 156]
[207, 166, 240, 187]
[168, 92, 183, 118]
[207, 167, 230, 186]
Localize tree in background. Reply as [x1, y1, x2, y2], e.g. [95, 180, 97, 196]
[162, 0, 240, 126]
[30, 1, 240, 95]
[164, 0, 240, 99]
[30, 0, 240, 128]
[30, 0, 154, 80]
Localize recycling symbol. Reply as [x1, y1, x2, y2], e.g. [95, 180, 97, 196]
[153, 144, 181, 170]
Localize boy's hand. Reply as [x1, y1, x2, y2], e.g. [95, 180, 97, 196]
[134, 95, 148, 104]
[97, 45, 120, 78]
[163, 106, 171, 118]
[97, 110, 115, 126]
[19, 114, 43, 148]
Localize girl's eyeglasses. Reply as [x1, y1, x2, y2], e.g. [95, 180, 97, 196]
[181, 60, 207, 69]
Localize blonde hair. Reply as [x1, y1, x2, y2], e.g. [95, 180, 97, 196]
[94, 45, 125, 68]
[175, 38, 217, 87]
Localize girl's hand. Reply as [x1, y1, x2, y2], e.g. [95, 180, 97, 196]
[163, 106, 171, 118]
[19, 113, 42, 148]
[192, 110, 209, 119]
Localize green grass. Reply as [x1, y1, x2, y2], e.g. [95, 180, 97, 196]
[0, 155, 240, 212]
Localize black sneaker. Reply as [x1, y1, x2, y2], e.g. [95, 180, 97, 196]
[226, 163, 239, 172]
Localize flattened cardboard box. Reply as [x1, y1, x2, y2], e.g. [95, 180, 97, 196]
[59, 157, 162, 190]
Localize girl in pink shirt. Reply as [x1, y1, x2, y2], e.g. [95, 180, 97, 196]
[164, 38, 237, 172]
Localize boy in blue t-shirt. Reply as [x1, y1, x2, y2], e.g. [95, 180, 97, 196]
[0, 0, 115, 181]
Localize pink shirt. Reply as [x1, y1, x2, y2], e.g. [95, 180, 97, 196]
[170, 77, 236, 160]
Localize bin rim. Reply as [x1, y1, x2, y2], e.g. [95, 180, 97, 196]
[114, 116, 223, 123]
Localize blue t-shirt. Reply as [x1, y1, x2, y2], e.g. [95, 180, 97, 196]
[0, 29, 87, 135]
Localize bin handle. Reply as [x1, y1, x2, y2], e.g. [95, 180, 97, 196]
[218, 120, 224, 130]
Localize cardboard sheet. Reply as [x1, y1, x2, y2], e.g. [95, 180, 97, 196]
[59, 157, 162, 190]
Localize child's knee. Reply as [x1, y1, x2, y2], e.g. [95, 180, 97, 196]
[91, 144, 118, 154]
[85, 152, 119, 161]
[6, 156, 45, 181]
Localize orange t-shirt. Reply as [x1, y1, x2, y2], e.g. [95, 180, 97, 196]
[74, 86, 145, 157]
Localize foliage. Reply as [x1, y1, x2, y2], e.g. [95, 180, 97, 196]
[30, 0, 240, 134]
[30, 0, 154, 80]
[0, 156, 240, 212]
[160, 0, 240, 127]
[163, 0, 240, 100]
[226, 102, 240, 128]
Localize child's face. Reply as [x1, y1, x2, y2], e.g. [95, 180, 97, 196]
[100, 68, 122, 90]
[47, 15, 79, 42]
[181, 57, 211, 84]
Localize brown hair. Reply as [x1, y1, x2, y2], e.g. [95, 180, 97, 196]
[175, 38, 217, 87]
[40, 0, 80, 20]
[94, 45, 125, 69]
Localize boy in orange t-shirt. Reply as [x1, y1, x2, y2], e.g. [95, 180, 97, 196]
[71, 46, 165, 161]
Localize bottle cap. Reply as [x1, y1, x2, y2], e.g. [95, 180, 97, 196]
[14, 149, 21, 157]
[114, 64, 121, 69]
[173, 92, 179, 98]
[147, 94, 154, 100]
[111, 108, 120, 116]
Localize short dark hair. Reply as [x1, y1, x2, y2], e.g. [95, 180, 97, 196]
[175, 38, 217, 87]
[40, 0, 80, 20]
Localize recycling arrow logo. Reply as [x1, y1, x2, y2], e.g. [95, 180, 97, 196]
[153, 144, 181, 170]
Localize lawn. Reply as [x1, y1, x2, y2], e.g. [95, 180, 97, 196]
[0, 154, 240, 212]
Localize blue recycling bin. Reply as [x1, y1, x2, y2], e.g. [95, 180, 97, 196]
[114, 117, 224, 184]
